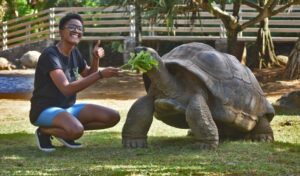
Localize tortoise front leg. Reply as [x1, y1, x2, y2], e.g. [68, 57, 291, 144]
[245, 116, 274, 142]
[122, 95, 154, 148]
[186, 94, 219, 150]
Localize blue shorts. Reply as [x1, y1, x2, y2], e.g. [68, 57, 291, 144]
[34, 103, 86, 127]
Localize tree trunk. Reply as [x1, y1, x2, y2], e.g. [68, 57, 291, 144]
[134, 1, 142, 46]
[221, 2, 244, 60]
[255, 0, 281, 69]
[284, 37, 300, 80]
[224, 29, 247, 63]
[226, 29, 238, 57]
[256, 17, 281, 69]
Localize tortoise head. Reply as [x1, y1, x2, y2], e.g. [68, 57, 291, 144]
[134, 46, 163, 65]
[134, 46, 178, 96]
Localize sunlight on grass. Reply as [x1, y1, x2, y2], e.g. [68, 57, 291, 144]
[98, 164, 217, 175]
[271, 115, 300, 143]
[2, 155, 23, 160]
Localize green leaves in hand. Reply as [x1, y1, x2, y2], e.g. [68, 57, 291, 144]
[120, 51, 159, 73]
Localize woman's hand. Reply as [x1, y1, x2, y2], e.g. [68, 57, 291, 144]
[100, 67, 120, 78]
[92, 40, 104, 59]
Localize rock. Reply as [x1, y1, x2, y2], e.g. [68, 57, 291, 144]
[277, 55, 288, 65]
[20, 51, 41, 68]
[0, 57, 16, 70]
[273, 90, 300, 112]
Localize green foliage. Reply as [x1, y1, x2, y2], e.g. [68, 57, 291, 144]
[2, 0, 34, 21]
[120, 51, 159, 73]
[0, 0, 114, 21]
[111, 41, 124, 54]
[16, 1, 33, 15]
[145, 0, 180, 32]
[54, 0, 104, 7]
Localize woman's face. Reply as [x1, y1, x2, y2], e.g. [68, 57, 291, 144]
[60, 19, 83, 45]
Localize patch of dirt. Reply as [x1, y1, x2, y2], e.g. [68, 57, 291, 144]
[78, 72, 146, 100]
[253, 67, 300, 101]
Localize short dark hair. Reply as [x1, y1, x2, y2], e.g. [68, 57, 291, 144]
[59, 13, 83, 30]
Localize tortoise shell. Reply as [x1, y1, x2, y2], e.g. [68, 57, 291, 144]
[160, 42, 274, 122]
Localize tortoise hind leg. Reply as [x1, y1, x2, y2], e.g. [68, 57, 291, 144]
[245, 116, 274, 142]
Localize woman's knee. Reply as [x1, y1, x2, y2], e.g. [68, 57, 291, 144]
[104, 109, 120, 127]
[65, 124, 84, 139]
[110, 110, 120, 126]
[53, 112, 85, 139]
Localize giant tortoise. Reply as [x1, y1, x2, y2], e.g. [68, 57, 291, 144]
[122, 42, 275, 149]
[0, 57, 15, 70]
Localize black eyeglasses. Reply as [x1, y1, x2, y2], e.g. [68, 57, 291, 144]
[64, 24, 83, 32]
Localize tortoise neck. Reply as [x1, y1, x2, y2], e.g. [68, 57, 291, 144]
[146, 63, 179, 97]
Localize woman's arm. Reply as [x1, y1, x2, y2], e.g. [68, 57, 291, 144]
[50, 67, 119, 97]
[81, 40, 103, 77]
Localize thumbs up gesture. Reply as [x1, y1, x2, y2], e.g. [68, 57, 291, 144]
[92, 40, 105, 59]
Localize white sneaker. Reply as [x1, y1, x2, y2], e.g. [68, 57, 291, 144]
[55, 137, 82, 149]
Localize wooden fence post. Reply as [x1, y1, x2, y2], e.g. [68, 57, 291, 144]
[238, 7, 243, 38]
[26, 24, 31, 43]
[129, 5, 135, 38]
[123, 5, 137, 63]
[49, 8, 56, 40]
[149, 18, 155, 36]
[2, 21, 8, 50]
[220, 23, 226, 38]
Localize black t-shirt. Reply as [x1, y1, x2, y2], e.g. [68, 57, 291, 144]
[29, 45, 87, 124]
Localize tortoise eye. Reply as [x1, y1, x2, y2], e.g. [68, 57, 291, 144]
[135, 47, 147, 54]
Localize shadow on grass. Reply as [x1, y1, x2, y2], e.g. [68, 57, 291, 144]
[274, 108, 300, 116]
[0, 131, 299, 175]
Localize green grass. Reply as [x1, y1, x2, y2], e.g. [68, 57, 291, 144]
[0, 99, 299, 176]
